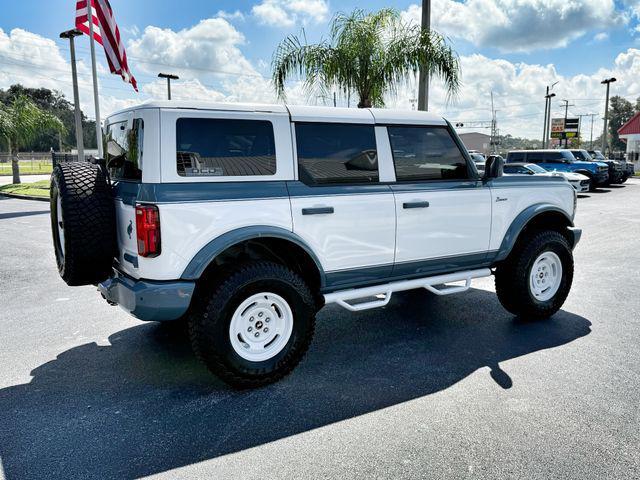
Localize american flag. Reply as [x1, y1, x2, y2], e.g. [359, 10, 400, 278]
[75, 0, 138, 92]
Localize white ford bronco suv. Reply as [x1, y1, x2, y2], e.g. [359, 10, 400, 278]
[50, 101, 582, 388]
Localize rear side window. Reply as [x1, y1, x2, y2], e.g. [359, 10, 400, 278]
[388, 126, 468, 181]
[295, 123, 378, 185]
[507, 152, 525, 162]
[176, 118, 276, 177]
[105, 118, 143, 181]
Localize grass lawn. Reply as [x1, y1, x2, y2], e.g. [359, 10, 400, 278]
[0, 162, 53, 176]
[0, 180, 50, 198]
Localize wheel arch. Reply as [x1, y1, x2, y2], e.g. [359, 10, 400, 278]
[181, 226, 326, 290]
[495, 204, 575, 262]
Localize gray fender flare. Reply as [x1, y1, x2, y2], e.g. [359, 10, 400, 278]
[494, 204, 574, 262]
[180, 225, 326, 286]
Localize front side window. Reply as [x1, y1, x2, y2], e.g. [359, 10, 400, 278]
[176, 118, 276, 177]
[546, 152, 566, 163]
[105, 118, 143, 181]
[295, 123, 378, 185]
[388, 126, 468, 181]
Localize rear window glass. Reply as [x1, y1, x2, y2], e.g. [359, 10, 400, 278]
[176, 118, 276, 177]
[295, 123, 378, 185]
[105, 118, 143, 181]
[388, 126, 468, 181]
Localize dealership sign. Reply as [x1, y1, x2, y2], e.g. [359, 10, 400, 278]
[551, 118, 580, 138]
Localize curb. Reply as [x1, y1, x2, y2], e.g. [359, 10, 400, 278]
[0, 192, 50, 202]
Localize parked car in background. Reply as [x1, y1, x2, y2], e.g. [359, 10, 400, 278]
[506, 149, 608, 191]
[503, 162, 590, 193]
[469, 152, 486, 174]
[573, 149, 623, 185]
[589, 149, 633, 183]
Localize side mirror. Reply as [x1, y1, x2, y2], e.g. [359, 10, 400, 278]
[484, 155, 504, 179]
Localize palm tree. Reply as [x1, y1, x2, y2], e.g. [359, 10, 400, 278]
[0, 95, 65, 184]
[272, 8, 460, 108]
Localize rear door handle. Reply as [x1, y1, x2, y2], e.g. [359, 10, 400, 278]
[403, 201, 430, 209]
[302, 206, 334, 215]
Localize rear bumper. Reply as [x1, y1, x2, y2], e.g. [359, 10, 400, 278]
[567, 227, 582, 249]
[99, 270, 196, 322]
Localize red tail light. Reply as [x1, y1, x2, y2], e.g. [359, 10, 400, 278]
[135, 204, 161, 257]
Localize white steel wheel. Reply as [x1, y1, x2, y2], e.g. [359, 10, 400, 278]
[56, 194, 65, 256]
[229, 292, 294, 362]
[529, 251, 562, 302]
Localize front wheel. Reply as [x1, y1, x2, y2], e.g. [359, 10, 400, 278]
[188, 262, 316, 388]
[495, 230, 574, 320]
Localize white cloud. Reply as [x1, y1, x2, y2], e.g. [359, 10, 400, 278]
[593, 32, 609, 42]
[252, 0, 328, 27]
[127, 18, 257, 80]
[403, 0, 621, 52]
[387, 49, 640, 139]
[216, 10, 246, 22]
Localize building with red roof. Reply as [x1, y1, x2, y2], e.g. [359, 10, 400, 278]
[618, 112, 640, 167]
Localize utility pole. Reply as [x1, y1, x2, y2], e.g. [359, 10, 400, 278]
[601, 77, 617, 154]
[59, 28, 84, 161]
[490, 91, 499, 154]
[588, 113, 596, 149]
[560, 99, 574, 148]
[158, 73, 179, 100]
[576, 113, 594, 148]
[417, 0, 431, 111]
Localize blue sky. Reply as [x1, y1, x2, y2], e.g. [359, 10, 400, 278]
[1, 0, 639, 137]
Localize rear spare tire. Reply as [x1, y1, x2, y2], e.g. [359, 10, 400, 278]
[50, 162, 116, 286]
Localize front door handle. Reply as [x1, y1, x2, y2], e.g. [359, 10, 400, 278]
[302, 206, 334, 215]
[403, 201, 430, 209]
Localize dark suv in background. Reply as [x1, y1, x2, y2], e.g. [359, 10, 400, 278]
[573, 149, 624, 184]
[588, 150, 634, 183]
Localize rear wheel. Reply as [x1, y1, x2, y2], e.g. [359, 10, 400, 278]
[188, 262, 316, 388]
[50, 162, 116, 286]
[495, 230, 574, 320]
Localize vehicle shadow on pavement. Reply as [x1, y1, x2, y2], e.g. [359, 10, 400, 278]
[0, 288, 591, 480]
[0, 210, 49, 220]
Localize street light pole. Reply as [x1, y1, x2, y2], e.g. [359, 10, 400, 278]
[544, 92, 556, 148]
[60, 29, 84, 161]
[417, 0, 431, 111]
[158, 73, 179, 100]
[542, 86, 549, 147]
[601, 77, 617, 154]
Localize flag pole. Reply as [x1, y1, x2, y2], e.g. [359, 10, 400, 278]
[87, 0, 104, 158]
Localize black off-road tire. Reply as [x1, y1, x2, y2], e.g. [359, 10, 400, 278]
[495, 230, 574, 320]
[188, 262, 316, 388]
[50, 162, 116, 286]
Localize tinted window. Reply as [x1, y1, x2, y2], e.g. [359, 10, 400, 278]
[526, 151, 545, 163]
[176, 118, 276, 177]
[507, 152, 525, 162]
[545, 151, 565, 163]
[571, 150, 591, 161]
[105, 119, 143, 181]
[388, 126, 468, 181]
[295, 123, 378, 185]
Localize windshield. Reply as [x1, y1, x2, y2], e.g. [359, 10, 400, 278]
[589, 151, 606, 161]
[470, 153, 484, 162]
[526, 164, 547, 174]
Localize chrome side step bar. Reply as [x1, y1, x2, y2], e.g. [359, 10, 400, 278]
[324, 268, 492, 312]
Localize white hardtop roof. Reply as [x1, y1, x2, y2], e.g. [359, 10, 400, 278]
[109, 100, 447, 125]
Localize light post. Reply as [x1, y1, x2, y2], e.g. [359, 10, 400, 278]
[158, 73, 179, 100]
[59, 28, 84, 160]
[417, 0, 431, 111]
[601, 77, 617, 154]
[543, 91, 556, 148]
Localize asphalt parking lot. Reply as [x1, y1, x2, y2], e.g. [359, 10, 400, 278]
[0, 180, 639, 480]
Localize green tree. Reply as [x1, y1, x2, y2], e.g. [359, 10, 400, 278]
[0, 85, 97, 151]
[0, 95, 65, 184]
[608, 96, 634, 151]
[272, 8, 460, 108]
